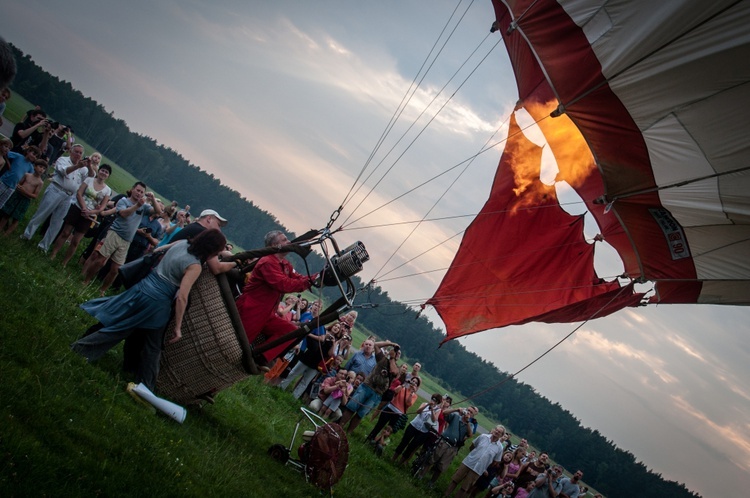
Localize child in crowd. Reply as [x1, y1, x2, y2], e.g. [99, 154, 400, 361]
[0, 145, 40, 210]
[488, 481, 515, 498]
[0, 159, 46, 234]
[0, 137, 11, 175]
[514, 480, 536, 498]
[371, 425, 393, 456]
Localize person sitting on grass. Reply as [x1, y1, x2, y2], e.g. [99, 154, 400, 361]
[316, 368, 351, 419]
[310, 369, 355, 421]
[0, 158, 46, 235]
[371, 425, 393, 457]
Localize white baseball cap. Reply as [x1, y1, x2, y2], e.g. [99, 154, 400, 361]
[199, 209, 228, 226]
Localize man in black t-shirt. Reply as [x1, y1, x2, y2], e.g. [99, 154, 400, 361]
[11, 109, 48, 153]
[170, 209, 235, 274]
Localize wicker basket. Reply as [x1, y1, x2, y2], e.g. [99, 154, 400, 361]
[156, 271, 253, 405]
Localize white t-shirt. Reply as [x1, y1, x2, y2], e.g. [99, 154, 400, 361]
[77, 177, 112, 211]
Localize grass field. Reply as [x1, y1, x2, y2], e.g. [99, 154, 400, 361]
[0, 231, 491, 497]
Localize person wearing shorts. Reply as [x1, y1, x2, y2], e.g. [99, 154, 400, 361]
[81, 181, 160, 295]
[50, 164, 112, 266]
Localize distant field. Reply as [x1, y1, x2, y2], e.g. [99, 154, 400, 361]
[3, 93, 139, 196]
[1, 94, 248, 250]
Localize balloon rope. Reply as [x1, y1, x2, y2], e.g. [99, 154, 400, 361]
[339, 35, 500, 230]
[339, 0, 476, 211]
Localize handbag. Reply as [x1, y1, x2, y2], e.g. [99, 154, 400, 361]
[393, 413, 409, 432]
[118, 251, 165, 289]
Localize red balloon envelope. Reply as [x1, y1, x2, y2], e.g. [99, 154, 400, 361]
[429, 0, 750, 340]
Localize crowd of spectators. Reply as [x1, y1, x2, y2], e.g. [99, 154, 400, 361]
[268, 301, 592, 497]
[0, 85, 239, 391]
[0, 46, 596, 495]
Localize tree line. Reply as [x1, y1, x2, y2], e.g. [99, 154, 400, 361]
[8, 43, 699, 498]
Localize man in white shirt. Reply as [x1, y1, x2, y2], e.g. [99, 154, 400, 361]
[21, 144, 95, 251]
[444, 425, 508, 498]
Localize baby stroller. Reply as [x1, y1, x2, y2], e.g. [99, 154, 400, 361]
[267, 406, 349, 492]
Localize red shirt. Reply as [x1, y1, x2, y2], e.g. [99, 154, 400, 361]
[236, 255, 311, 344]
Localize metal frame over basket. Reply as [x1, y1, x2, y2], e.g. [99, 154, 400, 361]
[156, 232, 369, 406]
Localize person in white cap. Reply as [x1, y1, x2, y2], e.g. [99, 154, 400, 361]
[169, 208, 235, 274]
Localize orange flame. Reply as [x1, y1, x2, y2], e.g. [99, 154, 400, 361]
[507, 100, 595, 214]
[525, 100, 596, 189]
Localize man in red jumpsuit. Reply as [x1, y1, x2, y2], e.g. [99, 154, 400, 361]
[236, 230, 317, 365]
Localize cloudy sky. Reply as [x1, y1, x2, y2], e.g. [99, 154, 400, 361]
[3, 1, 749, 496]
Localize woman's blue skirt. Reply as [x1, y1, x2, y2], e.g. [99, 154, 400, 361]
[81, 272, 178, 333]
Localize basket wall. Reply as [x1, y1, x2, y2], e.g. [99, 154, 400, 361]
[156, 271, 249, 405]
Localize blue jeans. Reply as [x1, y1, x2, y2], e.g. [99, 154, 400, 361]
[345, 383, 381, 418]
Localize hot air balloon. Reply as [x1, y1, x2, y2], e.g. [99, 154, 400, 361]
[429, 0, 750, 340]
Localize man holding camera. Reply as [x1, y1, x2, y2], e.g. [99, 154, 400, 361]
[10, 109, 48, 152]
[82, 181, 161, 295]
[124, 200, 166, 262]
[527, 464, 564, 498]
[418, 405, 477, 487]
[21, 144, 97, 251]
[45, 122, 72, 164]
[515, 452, 552, 492]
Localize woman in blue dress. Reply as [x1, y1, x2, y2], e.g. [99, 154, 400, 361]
[72, 228, 227, 389]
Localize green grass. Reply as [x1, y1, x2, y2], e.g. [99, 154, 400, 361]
[0, 233, 483, 497]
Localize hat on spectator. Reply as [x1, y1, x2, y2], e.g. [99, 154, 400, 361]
[199, 209, 228, 227]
